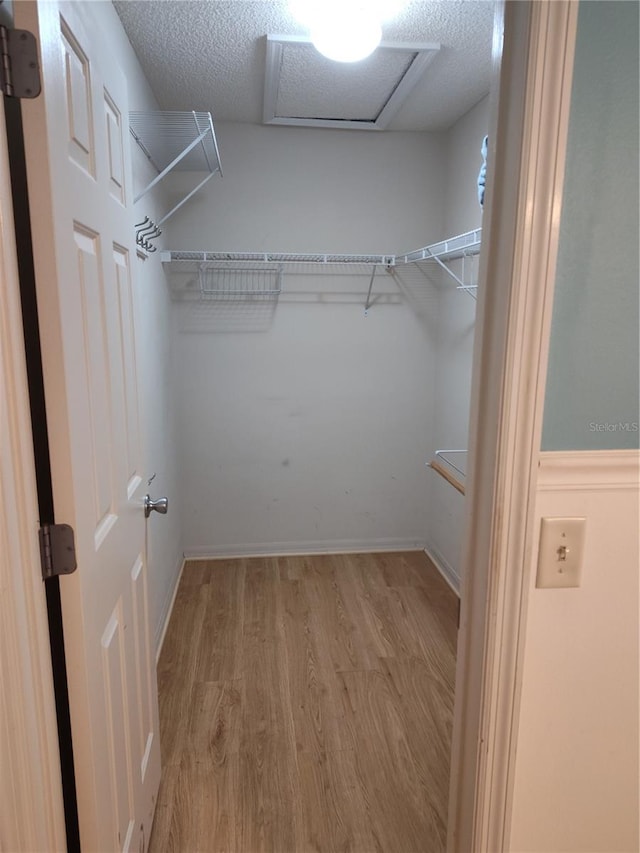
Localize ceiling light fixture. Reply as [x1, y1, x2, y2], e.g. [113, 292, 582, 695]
[289, 0, 406, 63]
[311, 7, 382, 63]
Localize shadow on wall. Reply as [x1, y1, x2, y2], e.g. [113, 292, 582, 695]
[390, 262, 441, 336]
[168, 262, 463, 336]
[176, 297, 281, 333]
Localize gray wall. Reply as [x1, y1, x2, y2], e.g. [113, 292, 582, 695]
[542, 1, 639, 451]
[166, 123, 446, 555]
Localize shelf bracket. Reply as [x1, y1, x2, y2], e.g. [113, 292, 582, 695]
[398, 228, 481, 299]
[133, 126, 213, 205]
[364, 265, 377, 312]
[157, 171, 216, 227]
[430, 253, 478, 301]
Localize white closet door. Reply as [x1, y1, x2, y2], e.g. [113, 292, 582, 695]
[17, 2, 161, 849]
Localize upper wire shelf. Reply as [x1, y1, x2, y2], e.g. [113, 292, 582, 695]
[129, 111, 222, 227]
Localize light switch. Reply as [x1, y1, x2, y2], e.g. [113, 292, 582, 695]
[536, 517, 586, 588]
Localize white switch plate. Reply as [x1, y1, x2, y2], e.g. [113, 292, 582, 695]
[536, 517, 586, 588]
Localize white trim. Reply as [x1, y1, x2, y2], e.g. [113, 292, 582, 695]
[263, 35, 440, 131]
[0, 96, 66, 851]
[538, 450, 640, 490]
[154, 555, 185, 665]
[448, 3, 580, 851]
[479, 6, 580, 847]
[184, 537, 425, 560]
[423, 544, 461, 596]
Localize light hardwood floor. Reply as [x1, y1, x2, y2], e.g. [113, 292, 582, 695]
[149, 551, 458, 853]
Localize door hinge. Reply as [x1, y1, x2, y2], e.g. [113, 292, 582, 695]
[39, 523, 77, 580]
[0, 25, 41, 99]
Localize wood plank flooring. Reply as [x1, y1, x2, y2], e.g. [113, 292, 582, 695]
[149, 551, 457, 853]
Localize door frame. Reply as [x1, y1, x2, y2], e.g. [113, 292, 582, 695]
[0, 90, 67, 852]
[447, 2, 579, 850]
[0, 2, 578, 850]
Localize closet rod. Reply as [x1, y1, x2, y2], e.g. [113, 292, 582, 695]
[428, 449, 467, 495]
[429, 460, 465, 495]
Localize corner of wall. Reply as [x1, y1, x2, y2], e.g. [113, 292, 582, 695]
[425, 94, 490, 580]
[154, 552, 184, 664]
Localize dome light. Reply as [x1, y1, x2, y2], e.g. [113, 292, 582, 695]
[290, 0, 395, 63]
[311, 7, 382, 63]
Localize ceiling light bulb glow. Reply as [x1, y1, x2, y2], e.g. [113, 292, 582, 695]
[372, 0, 407, 22]
[288, 0, 321, 27]
[311, 7, 382, 63]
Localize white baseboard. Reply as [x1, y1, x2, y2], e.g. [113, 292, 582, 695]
[424, 542, 461, 596]
[154, 554, 185, 665]
[183, 537, 426, 561]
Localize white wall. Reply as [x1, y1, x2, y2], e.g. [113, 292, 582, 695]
[93, 3, 184, 650]
[166, 123, 446, 555]
[424, 96, 489, 587]
[166, 122, 445, 253]
[509, 453, 639, 852]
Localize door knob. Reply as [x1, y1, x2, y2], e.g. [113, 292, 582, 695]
[144, 494, 168, 518]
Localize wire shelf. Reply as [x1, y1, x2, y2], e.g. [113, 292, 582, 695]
[161, 233, 479, 272]
[161, 250, 395, 266]
[130, 111, 222, 225]
[398, 228, 482, 264]
[130, 111, 221, 176]
[398, 229, 482, 301]
[162, 251, 394, 304]
[199, 265, 282, 299]
[161, 229, 481, 308]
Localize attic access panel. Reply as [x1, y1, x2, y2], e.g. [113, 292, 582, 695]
[264, 35, 441, 130]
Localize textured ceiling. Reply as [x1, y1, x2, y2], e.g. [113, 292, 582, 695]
[114, 0, 495, 131]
